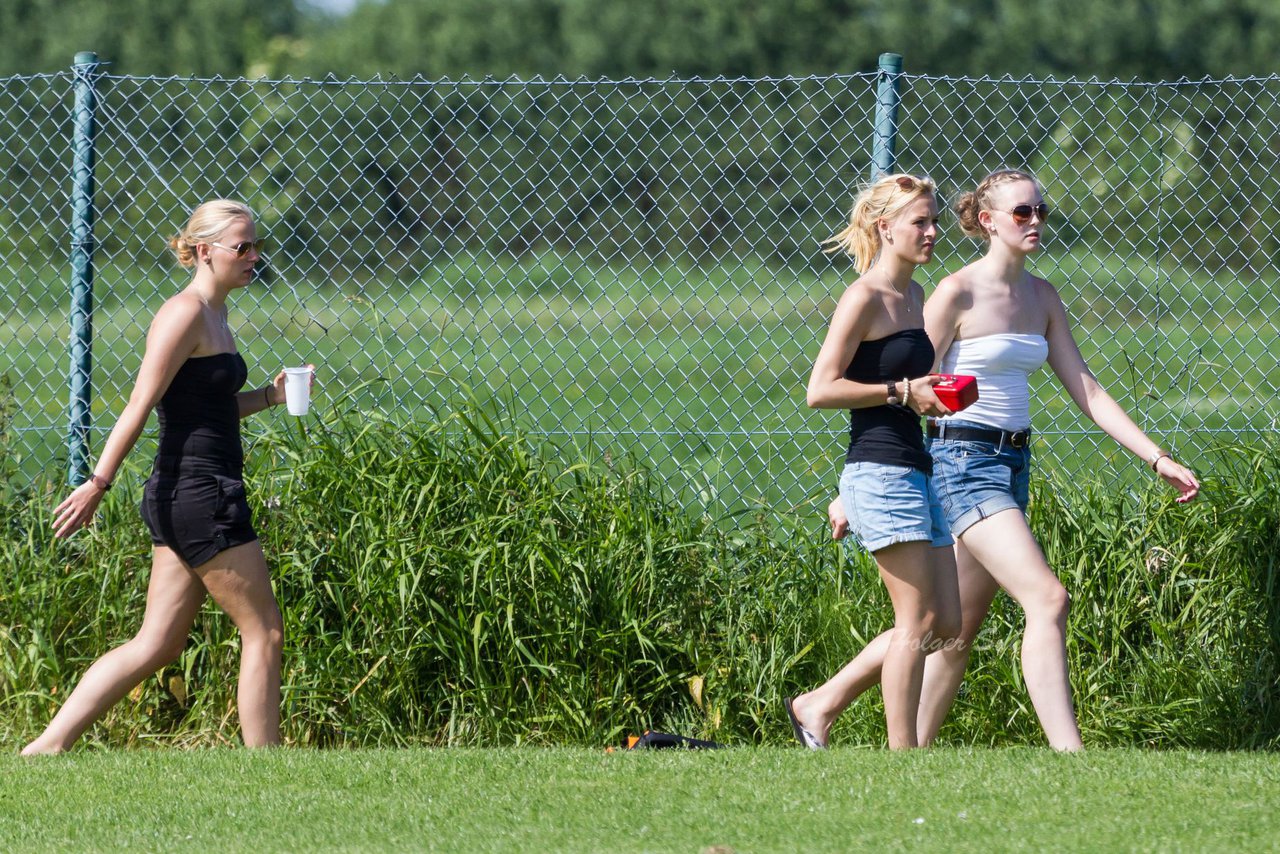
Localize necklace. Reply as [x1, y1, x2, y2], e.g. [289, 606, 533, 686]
[194, 292, 231, 333]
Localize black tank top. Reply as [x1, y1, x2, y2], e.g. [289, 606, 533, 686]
[843, 328, 933, 473]
[155, 352, 248, 472]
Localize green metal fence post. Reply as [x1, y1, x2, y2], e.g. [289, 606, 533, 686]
[67, 51, 100, 485]
[870, 52, 903, 179]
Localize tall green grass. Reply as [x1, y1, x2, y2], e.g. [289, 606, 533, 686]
[2, 397, 1277, 750]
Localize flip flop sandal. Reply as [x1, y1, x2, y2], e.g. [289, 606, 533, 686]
[784, 696, 827, 750]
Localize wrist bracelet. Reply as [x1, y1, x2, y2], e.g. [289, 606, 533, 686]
[1149, 451, 1172, 472]
[264, 386, 272, 407]
[88, 473, 112, 491]
[902, 376, 913, 410]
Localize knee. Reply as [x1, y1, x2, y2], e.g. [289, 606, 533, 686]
[931, 611, 963, 645]
[1029, 580, 1071, 623]
[135, 631, 188, 669]
[262, 610, 285, 656]
[239, 605, 284, 659]
[260, 618, 284, 657]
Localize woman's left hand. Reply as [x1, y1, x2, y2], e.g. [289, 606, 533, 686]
[268, 364, 316, 406]
[1156, 456, 1200, 503]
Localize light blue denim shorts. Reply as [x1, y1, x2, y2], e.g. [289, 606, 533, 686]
[928, 419, 1032, 537]
[837, 461, 953, 553]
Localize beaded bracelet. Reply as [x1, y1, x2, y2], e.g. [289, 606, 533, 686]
[902, 376, 913, 410]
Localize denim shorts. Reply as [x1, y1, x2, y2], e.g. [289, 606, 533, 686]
[927, 419, 1032, 537]
[837, 461, 953, 553]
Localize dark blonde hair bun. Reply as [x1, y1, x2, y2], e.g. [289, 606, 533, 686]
[168, 199, 255, 267]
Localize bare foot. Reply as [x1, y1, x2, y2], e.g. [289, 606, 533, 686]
[785, 694, 830, 749]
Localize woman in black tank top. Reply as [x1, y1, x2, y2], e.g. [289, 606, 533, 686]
[25, 200, 300, 754]
[784, 174, 962, 751]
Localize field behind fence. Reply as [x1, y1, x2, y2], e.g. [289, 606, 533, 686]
[3, 58, 1280, 514]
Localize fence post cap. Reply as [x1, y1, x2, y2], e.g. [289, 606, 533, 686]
[877, 53, 903, 72]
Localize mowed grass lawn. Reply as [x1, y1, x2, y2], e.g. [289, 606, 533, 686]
[3, 747, 1277, 851]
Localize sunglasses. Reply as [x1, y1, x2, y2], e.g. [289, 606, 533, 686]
[211, 239, 265, 258]
[999, 204, 1050, 225]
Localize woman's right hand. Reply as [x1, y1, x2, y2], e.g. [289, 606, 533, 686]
[828, 497, 850, 540]
[53, 480, 108, 538]
[906, 376, 953, 418]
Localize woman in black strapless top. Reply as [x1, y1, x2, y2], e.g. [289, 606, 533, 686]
[785, 174, 961, 751]
[25, 200, 297, 754]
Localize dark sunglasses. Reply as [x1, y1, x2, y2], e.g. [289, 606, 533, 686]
[999, 204, 1049, 225]
[211, 239, 266, 258]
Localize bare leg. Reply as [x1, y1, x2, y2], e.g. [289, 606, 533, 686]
[22, 547, 206, 755]
[789, 630, 893, 746]
[918, 538, 999, 744]
[879, 541, 959, 748]
[192, 540, 283, 747]
[790, 545, 958, 746]
[955, 509, 1082, 751]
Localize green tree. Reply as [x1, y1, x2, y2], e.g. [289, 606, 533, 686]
[0, 0, 300, 77]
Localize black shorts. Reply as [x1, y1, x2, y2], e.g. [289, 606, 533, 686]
[140, 466, 258, 567]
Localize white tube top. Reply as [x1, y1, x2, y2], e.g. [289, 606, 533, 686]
[936, 333, 1048, 431]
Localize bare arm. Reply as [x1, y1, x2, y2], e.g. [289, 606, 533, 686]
[923, 276, 963, 373]
[1043, 284, 1199, 502]
[807, 283, 949, 415]
[52, 300, 203, 537]
[807, 284, 885, 410]
[237, 370, 287, 418]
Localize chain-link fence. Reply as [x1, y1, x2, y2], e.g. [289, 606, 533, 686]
[3, 56, 1279, 516]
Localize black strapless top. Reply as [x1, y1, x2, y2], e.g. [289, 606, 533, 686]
[155, 352, 248, 472]
[843, 328, 934, 474]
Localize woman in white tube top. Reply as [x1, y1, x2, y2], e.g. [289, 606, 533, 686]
[814, 169, 1200, 752]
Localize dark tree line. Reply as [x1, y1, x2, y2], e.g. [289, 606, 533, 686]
[4, 0, 1279, 80]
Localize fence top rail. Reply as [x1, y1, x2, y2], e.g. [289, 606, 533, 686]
[0, 71, 71, 84]
[11, 63, 1280, 90]
[903, 71, 1280, 88]
[93, 70, 880, 88]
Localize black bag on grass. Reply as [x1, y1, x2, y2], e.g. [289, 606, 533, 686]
[624, 730, 724, 750]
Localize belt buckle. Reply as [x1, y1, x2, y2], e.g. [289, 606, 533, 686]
[1009, 430, 1028, 449]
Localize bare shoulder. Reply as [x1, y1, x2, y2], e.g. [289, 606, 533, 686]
[155, 291, 203, 320]
[929, 266, 976, 308]
[835, 276, 881, 313]
[148, 292, 204, 339]
[1030, 275, 1066, 309]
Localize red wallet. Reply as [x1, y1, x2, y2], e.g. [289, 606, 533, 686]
[931, 374, 979, 411]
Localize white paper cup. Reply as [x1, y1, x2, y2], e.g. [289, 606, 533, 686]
[283, 367, 313, 416]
